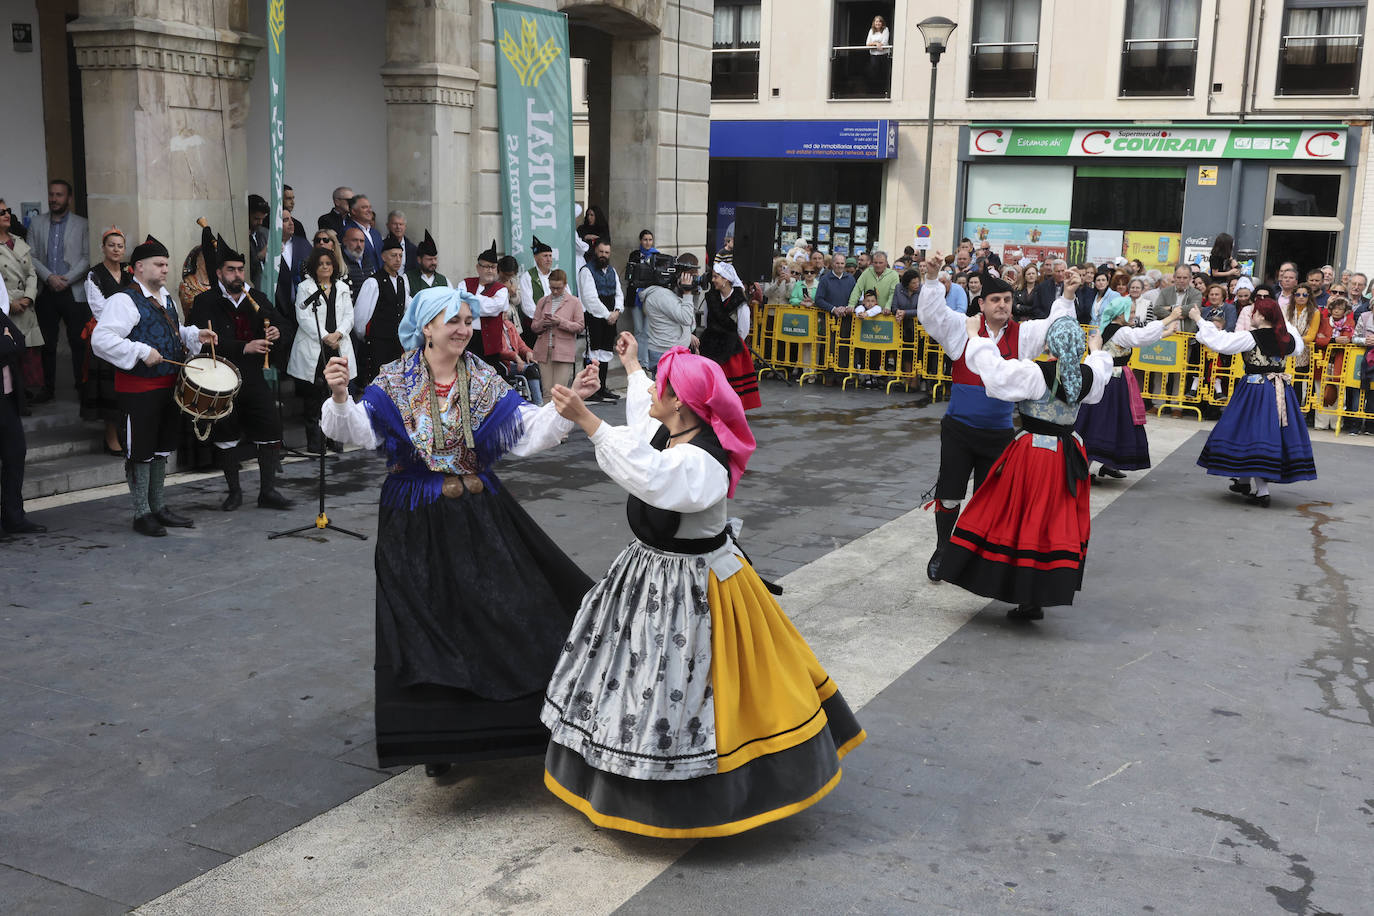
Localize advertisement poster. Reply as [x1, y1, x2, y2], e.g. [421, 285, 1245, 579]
[833, 232, 850, 255]
[818, 204, 832, 223]
[817, 224, 831, 243]
[967, 125, 1348, 161]
[781, 203, 799, 227]
[1124, 231, 1183, 272]
[495, 2, 577, 271]
[802, 203, 816, 221]
[855, 204, 870, 223]
[1086, 230, 1125, 264]
[964, 163, 1072, 260]
[714, 200, 755, 254]
[835, 205, 852, 228]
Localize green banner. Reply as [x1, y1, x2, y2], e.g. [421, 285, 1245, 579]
[857, 317, 898, 350]
[1132, 337, 1184, 371]
[777, 308, 815, 340]
[969, 125, 1346, 161]
[263, 0, 285, 302]
[494, 2, 576, 274]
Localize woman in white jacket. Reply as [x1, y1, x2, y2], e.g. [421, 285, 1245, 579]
[288, 247, 357, 453]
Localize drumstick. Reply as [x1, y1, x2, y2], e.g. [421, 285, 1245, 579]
[263, 319, 272, 370]
[196, 217, 209, 229]
[161, 358, 195, 368]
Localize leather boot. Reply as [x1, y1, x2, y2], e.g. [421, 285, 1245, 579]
[928, 505, 958, 581]
[304, 420, 324, 455]
[220, 453, 243, 511]
[256, 444, 293, 509]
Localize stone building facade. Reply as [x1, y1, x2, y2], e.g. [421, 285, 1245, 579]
[9, 0, 710, 274]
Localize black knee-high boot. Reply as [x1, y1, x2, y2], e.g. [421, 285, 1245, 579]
[928, 504, 958, 581]
[597, 361, 619, 401]
[219, 449, 242, 511]
[256, 443, 293, 509]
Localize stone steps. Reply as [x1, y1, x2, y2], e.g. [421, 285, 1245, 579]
[23, 451, 131, 500]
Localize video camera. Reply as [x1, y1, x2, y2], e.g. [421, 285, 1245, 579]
[625, 252, 708, 291]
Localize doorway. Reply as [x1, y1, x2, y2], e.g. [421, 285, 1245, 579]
[1262, 229, 1338, 284]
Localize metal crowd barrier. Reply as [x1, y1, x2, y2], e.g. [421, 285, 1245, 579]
[827, 314, 923, 392]
[756, 305, 832, 383]
[1311, 343, 1373, 433]
[745, 310, 1372, 432]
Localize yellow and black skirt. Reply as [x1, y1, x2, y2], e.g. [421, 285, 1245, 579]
[541, 539, 865, 838]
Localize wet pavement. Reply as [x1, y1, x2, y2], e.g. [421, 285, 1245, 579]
[2, 380, 1371, 915]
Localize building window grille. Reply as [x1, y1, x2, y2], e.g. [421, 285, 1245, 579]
[1276, 0, 1365, 95]
[829, 1, 895, 100]
[712, 1, 762, 101]
[1119, 0, 1202, 97]
[969, 0, 1040, 98]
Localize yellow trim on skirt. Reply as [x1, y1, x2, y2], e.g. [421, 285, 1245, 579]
[544, 766, 846, 840]
[709, 564, 838, 774]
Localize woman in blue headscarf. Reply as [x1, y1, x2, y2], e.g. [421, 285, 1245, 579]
[320, 287, 601, 775]
[936, 315, 1114, 621]
[1074, 299, 1183, 478]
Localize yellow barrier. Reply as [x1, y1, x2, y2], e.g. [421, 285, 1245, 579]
[829, 314, 922, 392]
[1129, 332, 1209, 418]
[1312, 343, 1373, 433]
[759, 306, 832, 383]
[749, 301, 784, 377]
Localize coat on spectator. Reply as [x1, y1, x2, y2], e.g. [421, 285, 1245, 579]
[530, 290, 585, 364]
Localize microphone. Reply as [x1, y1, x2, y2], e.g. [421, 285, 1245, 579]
[303, 286, 325, 309]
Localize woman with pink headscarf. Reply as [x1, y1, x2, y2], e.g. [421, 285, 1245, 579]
[541, 332, 865, 838]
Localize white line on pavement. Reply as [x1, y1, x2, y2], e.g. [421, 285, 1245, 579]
[135, 424, 1201, 916]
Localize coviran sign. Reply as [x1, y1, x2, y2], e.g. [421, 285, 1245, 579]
[968, 125, 1346, 161]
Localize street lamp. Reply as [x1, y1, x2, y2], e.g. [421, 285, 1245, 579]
[917, 16, 957, 239]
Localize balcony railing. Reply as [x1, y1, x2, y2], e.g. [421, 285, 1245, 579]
[712, 47, 761, 101]
[1119, 36, 1198, 96]
[829, 45, 891, 100]
[968, 40, 1038, 98]
[1277, 32, 1362, 95]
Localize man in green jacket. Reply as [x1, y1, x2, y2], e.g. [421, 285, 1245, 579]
[847, 250, 899, 312]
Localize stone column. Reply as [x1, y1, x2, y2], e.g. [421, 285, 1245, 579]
[69, 0, 262, 267]
[382, 0, 480, 271]
[562, 0, 712, 257]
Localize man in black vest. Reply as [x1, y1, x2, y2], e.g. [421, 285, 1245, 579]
[188, 230, 294, 511]
[354, 235, 410, 384]
[405, 230, 448, 292]
[91, 236, 218, 537]
[517, 235, 555, 346]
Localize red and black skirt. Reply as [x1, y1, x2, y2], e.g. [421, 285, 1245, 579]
[719, 339, 761, 411]
[938, 424, 1091, 608]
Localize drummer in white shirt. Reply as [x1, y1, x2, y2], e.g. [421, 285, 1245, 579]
[91, 235, 218, 538]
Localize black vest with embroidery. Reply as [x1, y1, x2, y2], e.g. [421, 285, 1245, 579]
[124, 285, 184, 378]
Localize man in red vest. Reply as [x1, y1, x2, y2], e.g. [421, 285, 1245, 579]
[916, 252, 1080, 584]
[460, 240, 509, 367]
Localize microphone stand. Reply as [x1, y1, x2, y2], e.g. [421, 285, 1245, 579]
[269, 286, 367, 541]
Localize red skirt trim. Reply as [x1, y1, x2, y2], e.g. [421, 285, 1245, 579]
[937, 432, 1092, 607]
[719, 342, 761, 411]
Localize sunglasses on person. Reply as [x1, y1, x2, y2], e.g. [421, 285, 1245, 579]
[314, 236, 331, 244]
[0, 208, 10, 216]
[1295, 292, 1310, 298]
[803, 270, 817, 276]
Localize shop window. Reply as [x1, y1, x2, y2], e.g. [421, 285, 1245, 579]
[1276, 1, 1365, 95]
[830, 0, 895, 100]
[1271, 172, 1342, 218]
[1119, 0, 1202, 97]
[712, 1, 762, 101]
[968, 0, 1040, 99]
[1070, 170, 1185, 233]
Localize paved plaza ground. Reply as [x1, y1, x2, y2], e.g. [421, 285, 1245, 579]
[2, 380, 1371, 915]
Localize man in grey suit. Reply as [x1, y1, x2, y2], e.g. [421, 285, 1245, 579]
[1150, 264, 1203, 330]
[1150, 264, 1204, 411]
[28, 179, 90, 402]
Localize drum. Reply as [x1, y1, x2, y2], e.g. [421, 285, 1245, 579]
[175, 355, 242, 440]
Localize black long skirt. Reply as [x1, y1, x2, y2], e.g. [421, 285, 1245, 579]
[373, 482, 593, 768]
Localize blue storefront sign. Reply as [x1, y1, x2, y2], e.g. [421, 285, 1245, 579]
[711, 120, 897, 160]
